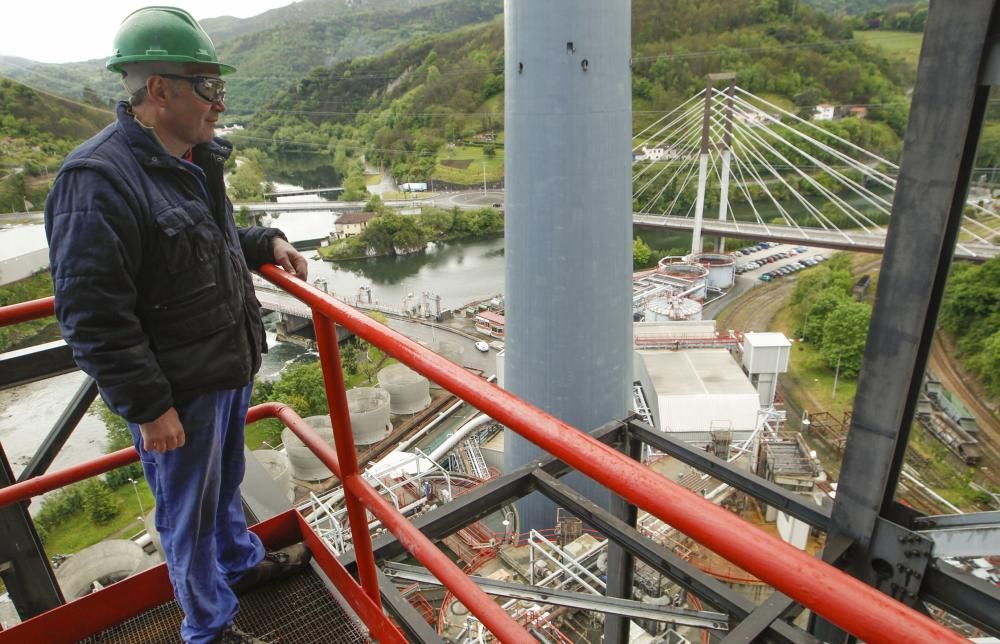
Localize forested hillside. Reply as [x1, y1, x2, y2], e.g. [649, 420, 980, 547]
[236, 0, 913, 191]
[0, 77, 111, 211]
[0, 0, 499, 116]
[217, 0, 501, 115]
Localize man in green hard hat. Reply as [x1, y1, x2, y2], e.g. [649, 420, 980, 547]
[45, 7, 311, 643]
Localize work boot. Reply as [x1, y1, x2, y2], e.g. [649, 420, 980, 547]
[213, 624, 270, 643]
[231, 542, 312, 595]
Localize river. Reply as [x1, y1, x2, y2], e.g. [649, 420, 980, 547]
[0, 191, 506, 477]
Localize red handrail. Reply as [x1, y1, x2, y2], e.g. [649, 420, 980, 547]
[0, 296, 54, 326]
[259, 264, 966, 644]
[1, 279, 968, 643]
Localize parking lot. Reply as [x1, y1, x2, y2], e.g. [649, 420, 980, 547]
[732, 241, 827, 282]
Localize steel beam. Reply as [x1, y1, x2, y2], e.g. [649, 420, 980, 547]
[916, 514, 1000, 558]
[531, 469, 819, 644]
[383, 562, 729, 631]
[921, 560, 1000, 636]
[814, 3, 998, 641]
[0, 444, 65, 620]
[628, 421, 830, 530]
[0, 341, 76, 390]
[604, 424, 642, 644]
[350, 422, 622, 566]
[375, 568, 444, 644]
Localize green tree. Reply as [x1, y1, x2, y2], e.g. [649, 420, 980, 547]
[820, 300, 872, 378]
[94, 402, 144, 489]
[270, 361, 328, 417]
[82, 479, 120, 525]
[633, 237, 653, 269]
[229, 158, 266, 201]
[802, 288, 851, 343]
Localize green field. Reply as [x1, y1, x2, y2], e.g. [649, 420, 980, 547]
[44, 479, 155, 556]
[432, 143, 504, 186]
[854, 30, 923, 69]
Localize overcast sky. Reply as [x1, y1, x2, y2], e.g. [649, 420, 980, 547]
[2, 1, 296, 64]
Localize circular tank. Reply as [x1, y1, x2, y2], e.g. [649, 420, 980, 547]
[646, 296, 703, 321]
[348, 387, 393, 445]
[690, 252, 736, 289]
[253, 449, 295, 501]
[655, 259, 709, 302]
[378, 363, 431, 415]
[429, 340, 465, 389]
[55, 540, 147, 599]
[282, 416, 335, 481]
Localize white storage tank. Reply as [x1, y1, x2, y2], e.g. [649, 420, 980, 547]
[429, 340, 465, 389]
[690, 252, 736, 289]
[282, 415, 335, 482]
[378, 363, 432, 415]
[348, 387, 393, 445]
[646, 296, 703, 322]
[252, 449, 295, 501]
[55, 540, 148, 599]
[656, 260, 709, 302]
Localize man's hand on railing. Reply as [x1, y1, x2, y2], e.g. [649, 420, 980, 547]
[271, 237, 309, 281]
[140, 407, 186, 454]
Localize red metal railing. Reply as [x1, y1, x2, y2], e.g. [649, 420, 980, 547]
[0, 273, 970, 644]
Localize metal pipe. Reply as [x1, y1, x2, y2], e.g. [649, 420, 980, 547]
[428, 413, 492, 462]
[312, 316, 381, 609]
[248, 401, 531, 642]
[0, 448, 138, 509]
[0, 297, 54, 326]
[259, 264, 965, 644]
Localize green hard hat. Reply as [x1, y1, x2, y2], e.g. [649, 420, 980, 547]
[106, 6, 235, 75]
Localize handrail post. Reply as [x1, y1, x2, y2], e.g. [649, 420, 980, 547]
[312, 314, 381, 608]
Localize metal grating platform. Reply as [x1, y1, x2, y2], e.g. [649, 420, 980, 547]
[80, 568, 371, 643]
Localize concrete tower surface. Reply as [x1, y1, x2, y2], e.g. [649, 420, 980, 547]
[503, 0, 633, 531]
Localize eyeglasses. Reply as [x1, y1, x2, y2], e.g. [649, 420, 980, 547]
[158, 74, 226, 104]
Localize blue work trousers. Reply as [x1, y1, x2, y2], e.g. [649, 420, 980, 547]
[128, 383, 264, 643]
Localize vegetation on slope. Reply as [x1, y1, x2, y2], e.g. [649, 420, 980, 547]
[0, 77, 110, 210]
[236, 0, 913, 194]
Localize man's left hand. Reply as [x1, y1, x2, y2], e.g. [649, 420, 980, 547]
[272, 237, 309, 280]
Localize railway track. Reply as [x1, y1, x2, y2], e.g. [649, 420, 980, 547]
[927, 333, 1000, 490]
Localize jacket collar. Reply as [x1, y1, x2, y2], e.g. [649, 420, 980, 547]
[114, 101, 233, 170]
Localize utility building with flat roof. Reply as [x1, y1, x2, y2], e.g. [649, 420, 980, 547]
[638, 348, 762, 441]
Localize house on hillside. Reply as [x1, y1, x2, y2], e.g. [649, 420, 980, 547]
[813, 104, 835, 121]
[331, 211, 377, 240]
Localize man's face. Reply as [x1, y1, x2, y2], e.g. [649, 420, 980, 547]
[158, 64, 225, 148]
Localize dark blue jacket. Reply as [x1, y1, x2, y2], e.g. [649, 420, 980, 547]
[45, 102, 283, 424]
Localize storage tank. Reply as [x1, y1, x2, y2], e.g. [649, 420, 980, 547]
[645, 296, 703, 322]
[55, 540, 148, 599]
[252, 449, 295, 501]
[429, 340, 465, 389]
[656, 259, 709, 301]
[348, 387, 393, 445]
[282, 416, 335, 482]
[378, 363, 432, 415]
[690, 252, 736, 289]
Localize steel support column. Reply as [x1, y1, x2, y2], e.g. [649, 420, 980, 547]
[604, 424, 642, 644]
[0, 443, 64, 620]
[816, 3, 998, 641]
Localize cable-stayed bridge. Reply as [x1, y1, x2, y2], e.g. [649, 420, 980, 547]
[631, 79, 1000, 262]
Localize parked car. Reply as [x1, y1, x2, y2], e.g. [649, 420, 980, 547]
[475, 341, 489, 352]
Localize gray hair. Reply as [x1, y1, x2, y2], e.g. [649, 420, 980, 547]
[121, 62, 188, 105]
